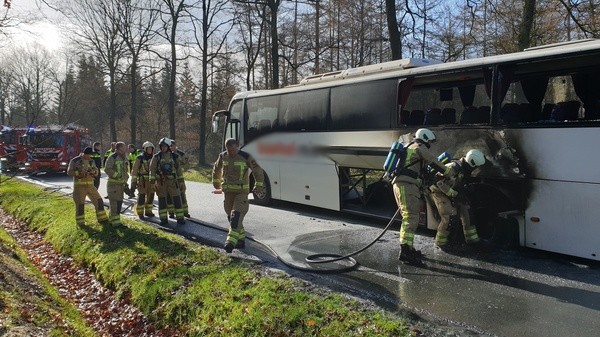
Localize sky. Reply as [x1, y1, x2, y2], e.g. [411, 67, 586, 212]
[2, 0, 65, 51]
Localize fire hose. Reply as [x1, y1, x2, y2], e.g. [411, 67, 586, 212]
[303, 207, 401, 268]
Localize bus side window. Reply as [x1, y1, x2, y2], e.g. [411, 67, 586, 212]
[331, 79, 396, 130]
[279, 89, 328, 131]
[246, 96, 279, 142]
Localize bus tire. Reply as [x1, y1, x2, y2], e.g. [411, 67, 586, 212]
[465, 183, 517, 243]
[251, 173, 271, 206]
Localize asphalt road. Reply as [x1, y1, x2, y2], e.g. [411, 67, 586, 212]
[16, 173, 600, 337]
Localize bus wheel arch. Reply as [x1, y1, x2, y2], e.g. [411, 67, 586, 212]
[250, 172, 272, 206]
[465, 182, 520, 246]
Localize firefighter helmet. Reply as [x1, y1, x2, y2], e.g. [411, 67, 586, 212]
[159, 137, 172, 147]
[142, 141, 154, 150]
[415, 128, 436, 143]
[465, 149, 485, 167]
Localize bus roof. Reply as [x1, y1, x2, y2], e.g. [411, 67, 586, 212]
[235, 39, 600, 100]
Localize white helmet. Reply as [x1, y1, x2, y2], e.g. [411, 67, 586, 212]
[159, 137, 172, 147]
[415, 128, 436, 143]
[142, 141, 154, 150]
[465, 149, 485, 167]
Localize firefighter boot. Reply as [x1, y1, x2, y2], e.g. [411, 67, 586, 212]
[224, 241, 234, 253]
[235, 240, 245, 249]
[399, 244, 424, 266]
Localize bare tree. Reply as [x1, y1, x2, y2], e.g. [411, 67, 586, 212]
[0, 56, 14, 125]
[116, 0, 160, 145]
[559, 0, 600, 38]
[518, 0, 537, 50]
[233, 1, 266, 90]
[8, 44, 57, 126]
[385, 0, 402, 60]
[48, 49, 78, 125]
[59, 0, 127, 141]
[238, 0, 282, 88]
[155, 0, 192, 140]
[189, 0, 234, 164]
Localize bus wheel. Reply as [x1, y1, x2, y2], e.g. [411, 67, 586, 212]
[466, 183, 516, 243]
[251, 173, 271, 206]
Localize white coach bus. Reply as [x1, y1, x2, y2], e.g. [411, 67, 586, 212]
[212, 39, 600, 261]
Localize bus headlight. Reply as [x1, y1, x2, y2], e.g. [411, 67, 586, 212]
[60, 161, 68, 166]
[0, 157, 7, 161]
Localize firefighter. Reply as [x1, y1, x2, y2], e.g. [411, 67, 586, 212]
[392, 128, 451, 265]
[66, 147, 109, 226]
[128, 144, 142, 172]
[130, 141, 156, 219]
[104, 142, 116, 166]
[90, 142, 102, 189]
[149, 137, 185, 226]
[104, 142, 129, 226]
[212, 138, 265, 253]
[170, 140, 191, 218]
[429, 149, 486, 249]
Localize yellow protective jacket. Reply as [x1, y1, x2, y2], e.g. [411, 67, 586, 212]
[149, 151, 182, 182]
[67, 155, 99, 187]
[131, 153, 153, 184]
[175, 150, 190, 171]
[212, 150, 264, 192]
[430, 160, 468, 197]
[392, 140, 450, 186]
[105, 153, 129, 185]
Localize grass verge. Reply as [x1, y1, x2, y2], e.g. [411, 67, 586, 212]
[0, 179, 409, 336]
[183, 165, 213, 184]
[0, 223, 95, 336]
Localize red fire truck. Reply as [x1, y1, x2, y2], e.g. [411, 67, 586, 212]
[20, 125, 90, 174]
[0, 125, 29, 172]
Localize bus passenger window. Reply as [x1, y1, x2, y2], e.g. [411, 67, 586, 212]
[279, 89, 328, 131]
[330, 79, 396, 130]
[246, 96, 279, 142]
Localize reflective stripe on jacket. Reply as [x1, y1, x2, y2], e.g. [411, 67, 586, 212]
[393, 140, 450, 186]
[67, 156, 98, 186]
[105, 153, 129, 185]
[212, 150, 264, 192]
[149, 151, 181, 181]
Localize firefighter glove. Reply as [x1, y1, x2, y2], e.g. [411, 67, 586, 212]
[253, 186, 266, 199]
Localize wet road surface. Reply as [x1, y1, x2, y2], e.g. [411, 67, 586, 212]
[17, 174, 600, 337]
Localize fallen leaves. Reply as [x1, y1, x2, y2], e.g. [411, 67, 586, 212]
[0, 209, 179, 337]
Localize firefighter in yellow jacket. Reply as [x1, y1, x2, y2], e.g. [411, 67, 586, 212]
[130, 141, 155, 219]
[392, 128, 451, 265]
[67, 147, 109, 226]
[149, 137, 185, 226]
[104, 142, 129, 226]
[429, 149, 485, 249]
[170, 140, 191, 218]
[212, 138, 265, 253]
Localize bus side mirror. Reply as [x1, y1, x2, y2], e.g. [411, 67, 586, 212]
[211, 110, 229, 133]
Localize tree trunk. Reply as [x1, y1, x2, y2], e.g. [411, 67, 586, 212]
[518, 0, 537, 50]
[130, 60, 138, 145]
[109, 68, 117, 142]
[269, 0, 280, 89]
[314, 0, 320, 73]
[385, 0, 402, 60]
[169, 34, 177, 139]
